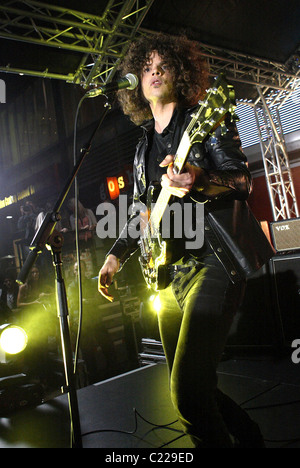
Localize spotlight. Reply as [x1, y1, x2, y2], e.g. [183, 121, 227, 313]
[149, 294, 161, 313]
[0, 324, 28, 355]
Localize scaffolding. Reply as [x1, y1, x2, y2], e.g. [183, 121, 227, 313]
[197, 42, 300, 220]
[0, 0, 154, 86]
[254, 90, 299, 221]
[0, 0, 299, 219]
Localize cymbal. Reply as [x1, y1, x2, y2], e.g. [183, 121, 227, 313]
[0, 255, 15, 260]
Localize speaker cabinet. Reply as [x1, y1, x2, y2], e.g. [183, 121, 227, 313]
[270, 218, 300, 252]
[270, 253, 300, 343]
[226, 262, 282, 349]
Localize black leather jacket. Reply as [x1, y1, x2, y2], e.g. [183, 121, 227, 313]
[109, 108, 274, 282]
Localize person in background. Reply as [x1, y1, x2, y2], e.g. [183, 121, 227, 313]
[68, 198, 98, 273]
[0, 270, 19, 312]
[67, 198, 97, 242]
[17, 266, 52, 308]
[17, 204, 36, 260]
[35, 201, 71, 234]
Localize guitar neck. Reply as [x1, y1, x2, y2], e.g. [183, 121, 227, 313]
[149, 187, 172, 230]
[149, 130, 192, 230]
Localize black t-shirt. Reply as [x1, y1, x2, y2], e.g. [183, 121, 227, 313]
[146, 109, 179, 186]
[146, 131, 168, 185]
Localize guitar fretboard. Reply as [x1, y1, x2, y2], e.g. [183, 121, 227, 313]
[149, 130, 192, 232]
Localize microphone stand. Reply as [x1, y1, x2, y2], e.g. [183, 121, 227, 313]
[17, 95, 112, 449]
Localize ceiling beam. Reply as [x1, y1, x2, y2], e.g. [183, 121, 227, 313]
[198, 42, 300, 107]
[0, 1, 299, 105]
[0, 0, 155, 86]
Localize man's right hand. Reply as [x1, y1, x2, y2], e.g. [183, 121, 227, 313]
[98, 254, 120, 302]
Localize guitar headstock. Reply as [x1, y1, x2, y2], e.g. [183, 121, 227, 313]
[188, 74, 236, 144]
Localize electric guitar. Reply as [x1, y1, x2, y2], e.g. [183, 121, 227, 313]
[138, 74, 236, 291]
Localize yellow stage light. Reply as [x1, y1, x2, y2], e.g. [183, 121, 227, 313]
[0, 324, 28, 355]
[149, 294, 161, 313]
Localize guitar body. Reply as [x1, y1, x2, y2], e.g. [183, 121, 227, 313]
[138, 183, 178, 290]
[138, 234, 171, 291]
[138, 74, 236, 291]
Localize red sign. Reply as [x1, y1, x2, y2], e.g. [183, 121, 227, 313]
[106, 177, 120, 200]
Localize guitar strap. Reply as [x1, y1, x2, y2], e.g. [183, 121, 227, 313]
[203, 208, 243, 284]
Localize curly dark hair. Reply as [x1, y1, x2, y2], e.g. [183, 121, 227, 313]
[117, 32, 210, 125]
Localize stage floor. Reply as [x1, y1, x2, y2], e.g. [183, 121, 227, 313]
[0, 351, 299, 448]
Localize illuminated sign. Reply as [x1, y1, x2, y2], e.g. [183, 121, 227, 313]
[0, 185, 35, 209]
[106, 176, 126, 200]
[106, 177, 120, 200]
[100, 166, 134, 202]
[0, 196, 16, 209]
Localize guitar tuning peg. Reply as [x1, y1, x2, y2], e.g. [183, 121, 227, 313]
[205, 119, 216, 126]
[197, 100, 208, 107]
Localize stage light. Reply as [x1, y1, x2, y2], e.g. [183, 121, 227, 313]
[149, 294, 161, 313]
[0, 324, 28, 355]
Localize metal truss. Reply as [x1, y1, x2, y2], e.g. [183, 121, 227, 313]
[0, 0, 154, 86]
[199, 42, 300, 106]
[253, 93, 299, 221]
[0, 1, 299, 220]
[253, 78, 299, 221]
[196, 42, 300, 220]
[0, 2, 298, 94]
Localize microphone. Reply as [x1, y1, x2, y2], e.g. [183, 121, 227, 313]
[86, 73, 138, 97]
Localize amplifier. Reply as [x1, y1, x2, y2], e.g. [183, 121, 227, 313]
[270, 253, 300, 343]
[270, 218, 300, 252]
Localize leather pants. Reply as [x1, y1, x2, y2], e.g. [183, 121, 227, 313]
[158, 253, 263, 448]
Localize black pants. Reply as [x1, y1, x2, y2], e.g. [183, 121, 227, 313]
[158, 253, 262, 448]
